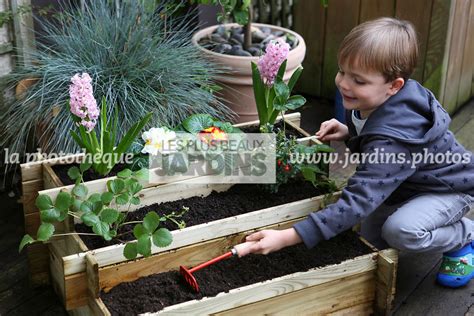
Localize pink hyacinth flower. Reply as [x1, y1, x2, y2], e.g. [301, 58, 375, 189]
[257, 39, 290, 86]
[69, 73, 99, 132]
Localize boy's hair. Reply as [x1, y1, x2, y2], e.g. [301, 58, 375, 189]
[338, 17, 418, 82]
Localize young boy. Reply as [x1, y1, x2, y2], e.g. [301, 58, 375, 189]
[235, 17, 474, 288]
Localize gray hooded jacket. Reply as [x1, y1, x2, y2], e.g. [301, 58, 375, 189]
[293, 79, 474, 248]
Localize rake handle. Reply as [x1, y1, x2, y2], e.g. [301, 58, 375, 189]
[188, 249, 237, 274]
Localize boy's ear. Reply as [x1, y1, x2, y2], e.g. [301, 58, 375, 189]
[388, 78, 405, 95]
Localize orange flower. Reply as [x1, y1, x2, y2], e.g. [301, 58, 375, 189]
[198, 127, 228, 143]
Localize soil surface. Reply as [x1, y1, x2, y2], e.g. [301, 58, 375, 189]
[76, 180, 323, 250]
[52, 163, 127, 185]
[101, 231, 372, 315]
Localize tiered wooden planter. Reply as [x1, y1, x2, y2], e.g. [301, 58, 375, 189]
[72, 237, 398, 316]
[20, 113, 399, 314]
[38, 179, 342, 311]
[20, 113, 308, 286]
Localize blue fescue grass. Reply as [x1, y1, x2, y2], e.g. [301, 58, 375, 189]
[1, 1, 232, 157]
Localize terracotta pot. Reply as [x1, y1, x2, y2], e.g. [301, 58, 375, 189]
[192, 23, 306, 123]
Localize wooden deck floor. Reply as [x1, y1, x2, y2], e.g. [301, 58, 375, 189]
[0, 97, 472, 315]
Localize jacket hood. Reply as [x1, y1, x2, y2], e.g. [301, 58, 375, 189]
[359, 80, 450, 144]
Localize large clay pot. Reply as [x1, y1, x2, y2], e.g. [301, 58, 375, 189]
[192, 23, 306, 123]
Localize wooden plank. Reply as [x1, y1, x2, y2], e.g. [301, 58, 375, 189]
[0, 42, 13, 54]
[422, 0, 454, 98]
[216, 272, 375, 315]
[359, 0, 395, 22]
[395, 0, 434, 82]
[26, 243, 50, 286]
[10, 0, 36, 66]
[328, 301, 374, 315]
[375, 249, 398, 315]
[292, 0, 326, 96]
[232, 111, 300, 128]
[86, 253, 99, 299]
[21, 178, 42, 214]
[49, 240, 66, 305]
[456, 0, 474, 108]
[62, 192, 341, 276]
[88, 297, 111, 316]
[20, 153, 84, 182]
[151, 253, 378, 315]
[24, 211, 40, 235]
[452, 116, 474, 151]
[43, 163, 64, 189]
[321, 0, 361, 99]
[284, 118, 311, 137]
[449, 97, 474, 133]
[442, 0, 471, 113]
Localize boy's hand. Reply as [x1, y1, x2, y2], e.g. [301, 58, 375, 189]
[315, 119, 349, 142]
[234, 228, 302, 257]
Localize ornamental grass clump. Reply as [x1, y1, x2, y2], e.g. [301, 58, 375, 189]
[0, 1, 230, 159]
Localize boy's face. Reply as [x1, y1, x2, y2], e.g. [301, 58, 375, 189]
[335, 63, 404, 118]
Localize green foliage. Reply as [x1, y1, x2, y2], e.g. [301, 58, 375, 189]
[0, 1, 231, 160]
[193, 0, 251, 25]
[0, 5, 32, 28]
[19, 162, 184, 260]
[252, 60, 306, 127]
[263, 129, 337, 193]
[180, 114, 241, 134]
[70, 97, 152, 176]
[126, 114, 241, 171]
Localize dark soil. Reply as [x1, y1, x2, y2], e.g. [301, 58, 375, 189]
[100, 230, 372, 315]
[240, 120, 306, 138]
[76, 180, 323, 250]
[52, 163, 128, 186]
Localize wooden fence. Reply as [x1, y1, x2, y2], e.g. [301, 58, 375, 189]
[291, 0, 474, 114]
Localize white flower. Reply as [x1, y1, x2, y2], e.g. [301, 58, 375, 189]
[141, 127, 176, 155]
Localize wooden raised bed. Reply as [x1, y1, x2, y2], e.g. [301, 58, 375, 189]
[20, 113, 311, 286]
[39, 178, 341, 311]
[71, 234, 398, 316]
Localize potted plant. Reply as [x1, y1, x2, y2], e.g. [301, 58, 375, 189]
[190, 0, 326, 123]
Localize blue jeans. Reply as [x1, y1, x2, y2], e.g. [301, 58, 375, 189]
[361, 193, 474, 253]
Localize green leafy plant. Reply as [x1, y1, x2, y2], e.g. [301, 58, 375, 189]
[252, 60, 305, 128]
[0, 1, 231, 161]
[70, 100, 152, 176]
[19, 162, 184, 260]
[127, 113, 242, 171]
[0, 5, 31, 28]
[68, 72, 152, 176]
[194, 0, 253, 49]
[263, 129, 337, 193]
[193, 0, 329, 50]
[177, 113, 242, 134]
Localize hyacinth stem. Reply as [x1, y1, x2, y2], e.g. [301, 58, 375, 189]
[264, 87, 271, 125]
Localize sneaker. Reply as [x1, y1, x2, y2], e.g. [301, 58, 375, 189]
[437, 241, 474, 288]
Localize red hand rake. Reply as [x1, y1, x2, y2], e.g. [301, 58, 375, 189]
[180, 248, 238, 292]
